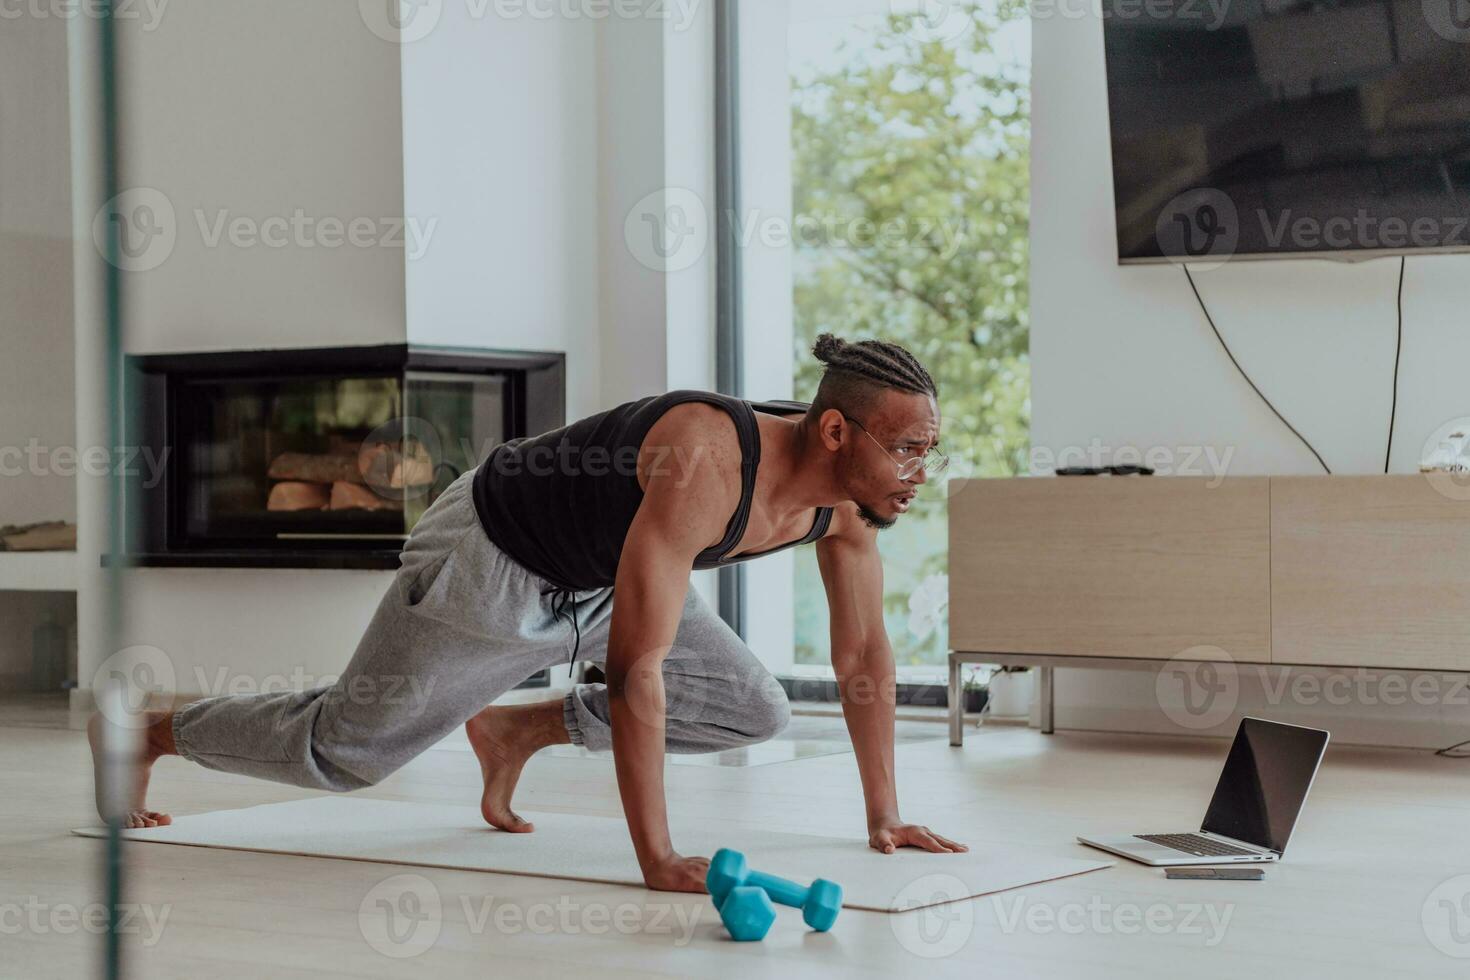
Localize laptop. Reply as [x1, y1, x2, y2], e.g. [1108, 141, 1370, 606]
[1077, 717, 1329, 866]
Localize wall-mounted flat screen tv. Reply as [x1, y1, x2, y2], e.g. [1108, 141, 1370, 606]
[1103, 0, 1470, 262]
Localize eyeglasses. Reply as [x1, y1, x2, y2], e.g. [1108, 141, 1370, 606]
[841, 414, 949, 481]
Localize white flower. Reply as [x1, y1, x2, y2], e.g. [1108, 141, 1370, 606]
[906, 573, 950, 640]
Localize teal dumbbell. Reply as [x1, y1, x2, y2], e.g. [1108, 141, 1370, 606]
[706, 847, 842, 938]
[712, 885, 777, 941]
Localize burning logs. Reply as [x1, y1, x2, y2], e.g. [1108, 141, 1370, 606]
[329, 481, 401, 511]
[266, 453, 365, 485]
[264, 441, 431, 512]
[265, 481, 332, 511]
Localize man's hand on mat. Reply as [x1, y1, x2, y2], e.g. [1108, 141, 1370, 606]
[868, 820, 969, 855]
[641, 852, 711, 893]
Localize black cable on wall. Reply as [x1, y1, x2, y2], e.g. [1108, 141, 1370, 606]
[1384, 256, 1405, 474]
[1182, 264, 1332, 474]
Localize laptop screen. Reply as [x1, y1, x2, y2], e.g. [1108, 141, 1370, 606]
[1200, 717, 1329, 854]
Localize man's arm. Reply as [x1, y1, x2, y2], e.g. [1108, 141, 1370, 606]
[817, 506, 968, 854]
[606, 409, 738, 892]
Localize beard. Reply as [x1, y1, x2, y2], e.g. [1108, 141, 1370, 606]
[857, 503, 897, 530]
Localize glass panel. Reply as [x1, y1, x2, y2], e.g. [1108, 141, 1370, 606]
[177, 371, 509, 546]
[739, 0, 1032, 674]
[402, 370, 508, 530]
[179, 374, 410, 545]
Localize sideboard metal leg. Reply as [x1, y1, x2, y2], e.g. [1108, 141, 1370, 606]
[1038, 666, 1055, 734]
[948, 655, 964, 746]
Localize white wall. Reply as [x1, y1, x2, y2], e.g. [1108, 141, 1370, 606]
[0, 12, 82, 700]
[662, 1, 721, 608]
[401, 3, 602, 421]
[598, 14, 670, 409]
[733, 0, 799, 673]
[1030, 11, 1470, 748]
[115, 0, 407, 353]
[663, 1, 718, 394]
[596, 3, 722, 608]
[1, 11, 76, 527]
[1, 12, 78, 695]
[596, 0, 721, 399]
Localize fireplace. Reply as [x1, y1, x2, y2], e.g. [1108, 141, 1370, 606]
[118, 344, 564, 569]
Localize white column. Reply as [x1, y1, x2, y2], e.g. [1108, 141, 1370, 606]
[730, 0, 797, 674]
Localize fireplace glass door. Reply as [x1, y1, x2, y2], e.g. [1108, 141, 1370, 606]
[176, 371, 508, 549]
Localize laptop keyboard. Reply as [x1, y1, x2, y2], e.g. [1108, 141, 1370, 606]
[1136, 833, 1259, 857]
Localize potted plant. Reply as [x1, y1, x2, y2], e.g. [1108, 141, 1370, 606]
[961, 666, 988, 713]
[985, 665, 1032, 719]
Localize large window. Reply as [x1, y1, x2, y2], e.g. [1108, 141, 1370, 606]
[727, 0, 1031, 677]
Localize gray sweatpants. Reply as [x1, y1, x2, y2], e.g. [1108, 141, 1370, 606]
[171, 469, 791, 791]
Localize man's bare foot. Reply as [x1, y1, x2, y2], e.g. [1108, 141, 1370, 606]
[88, 710, 177, 829]
[465, 699, 570, 833]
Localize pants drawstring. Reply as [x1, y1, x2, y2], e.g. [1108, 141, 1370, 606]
[542, 586, 582, 677]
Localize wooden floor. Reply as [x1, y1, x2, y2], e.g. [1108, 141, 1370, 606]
[4, 700, 1468, 978]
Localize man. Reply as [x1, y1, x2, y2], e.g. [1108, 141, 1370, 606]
[91, 333, 968, 893]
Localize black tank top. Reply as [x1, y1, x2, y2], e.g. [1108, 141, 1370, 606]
[470, 389, 836, 592]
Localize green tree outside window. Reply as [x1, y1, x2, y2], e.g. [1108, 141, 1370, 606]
[789, 3, 1031, 667]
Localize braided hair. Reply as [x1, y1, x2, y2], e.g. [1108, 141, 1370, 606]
[808, 333, 937, 418]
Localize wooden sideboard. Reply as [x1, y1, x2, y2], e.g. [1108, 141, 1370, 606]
[946, 475, 1470, 742]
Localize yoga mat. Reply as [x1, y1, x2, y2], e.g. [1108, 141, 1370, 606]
[74, 797, 1111, 912]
